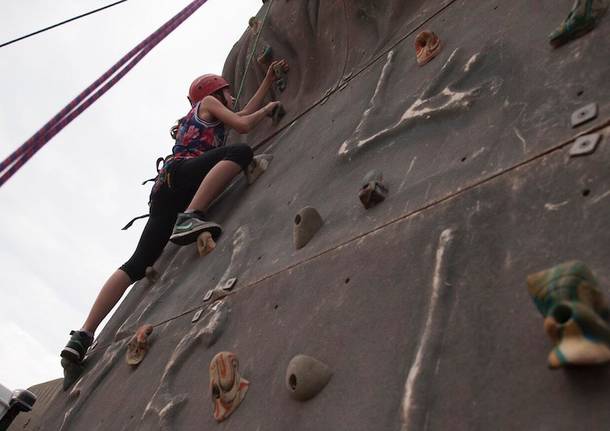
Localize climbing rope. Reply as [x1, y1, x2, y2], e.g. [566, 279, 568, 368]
[0, 0, 209, 188]
[233, 0, 275, 111]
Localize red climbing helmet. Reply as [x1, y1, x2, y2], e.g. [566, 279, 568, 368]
[188, 74, 230, 106]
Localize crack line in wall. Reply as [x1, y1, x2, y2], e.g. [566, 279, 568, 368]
[401, 228, 453, 430]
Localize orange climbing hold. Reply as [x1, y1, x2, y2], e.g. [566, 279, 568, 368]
[126, 324, 154, 366]
[415, 31, 442, 66]
[209, 351, 249, 422]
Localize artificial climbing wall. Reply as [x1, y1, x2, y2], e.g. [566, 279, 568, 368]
[27, 1, 610, 430]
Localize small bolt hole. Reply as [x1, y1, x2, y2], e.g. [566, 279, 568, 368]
[212, 385, 221, 399]
[289, 374, 297, 390]
[344, 277, 350, 284]
[274, 304, 279, 310]
[257, 255, 262, 261]
[553, 304, 572, 324]
[295, 214, 302, 225]
[461, 156, 467, 162]
[582, 189, 590, 197]
[577, 90, 584, 97]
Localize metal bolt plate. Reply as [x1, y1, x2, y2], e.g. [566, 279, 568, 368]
[571, 103, 598, 127]
[203, 290, 213, 302]
[192, 309, 203, 323]
[569, 133, 601, 157]
[222, 277, 237, 291]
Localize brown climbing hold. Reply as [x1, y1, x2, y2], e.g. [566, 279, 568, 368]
[267, 102, 285, 125]
[126, 324, 154, 366]
[415, 31, 442, 66]
[273, 62, 288, 92]
[246, 154, 273, 185]
[286, 354, 332, 401]
[197, 231, 216, 257]
[359, 170, 388, 209]
[248, 17, 260, 33]
[293, 207, 324, 249]
[145, 266, 158, 283]
[209, 351, 249, 422]
[527, 261, 610, 368]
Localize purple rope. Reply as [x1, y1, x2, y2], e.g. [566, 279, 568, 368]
[0, 0, 207, 187]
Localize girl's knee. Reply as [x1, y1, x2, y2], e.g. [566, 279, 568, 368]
[227, 144, 253, 170]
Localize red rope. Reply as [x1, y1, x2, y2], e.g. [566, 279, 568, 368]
[0, 0, 208, 187]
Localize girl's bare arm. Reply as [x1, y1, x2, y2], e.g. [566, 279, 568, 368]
[201, 95, 279, 134]
[237, 59, 288, 116]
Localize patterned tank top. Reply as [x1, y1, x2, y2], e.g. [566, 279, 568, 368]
[172, 101, 226, 159]
[150, 102, 225, 196]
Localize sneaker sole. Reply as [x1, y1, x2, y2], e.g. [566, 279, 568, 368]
[170, 223, 222, 245]
[60, 348, 82, 364]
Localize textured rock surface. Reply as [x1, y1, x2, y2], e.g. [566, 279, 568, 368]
[16, 0, 610, 430]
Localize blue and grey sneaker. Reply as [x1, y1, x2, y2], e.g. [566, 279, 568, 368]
[170, 211, 222, 245]
[60, 330, 93, 364]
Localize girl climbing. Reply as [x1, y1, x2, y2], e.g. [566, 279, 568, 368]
[60, 60, 289, 384]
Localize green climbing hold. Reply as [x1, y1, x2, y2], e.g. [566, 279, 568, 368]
[527, 260, 610, 368]
[549, 0, 607, 48]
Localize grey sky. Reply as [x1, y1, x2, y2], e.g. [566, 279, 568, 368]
[0, 0, 259, 389]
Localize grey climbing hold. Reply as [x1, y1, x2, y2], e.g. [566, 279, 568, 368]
[359, 170, 388, 209]
[285, 354, 332, 401]
[293, 207, 324, 249]
[192, 308, 204, 323]
[569, 133, 602, 156]
[571, 102, 598, 127]
[246, 154, 273, 185]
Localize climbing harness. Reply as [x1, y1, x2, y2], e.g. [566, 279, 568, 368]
[121, 155, 175, 230]
[0, 0, 209, 188]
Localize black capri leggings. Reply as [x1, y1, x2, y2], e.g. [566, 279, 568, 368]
[119, 144, 253, 281]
